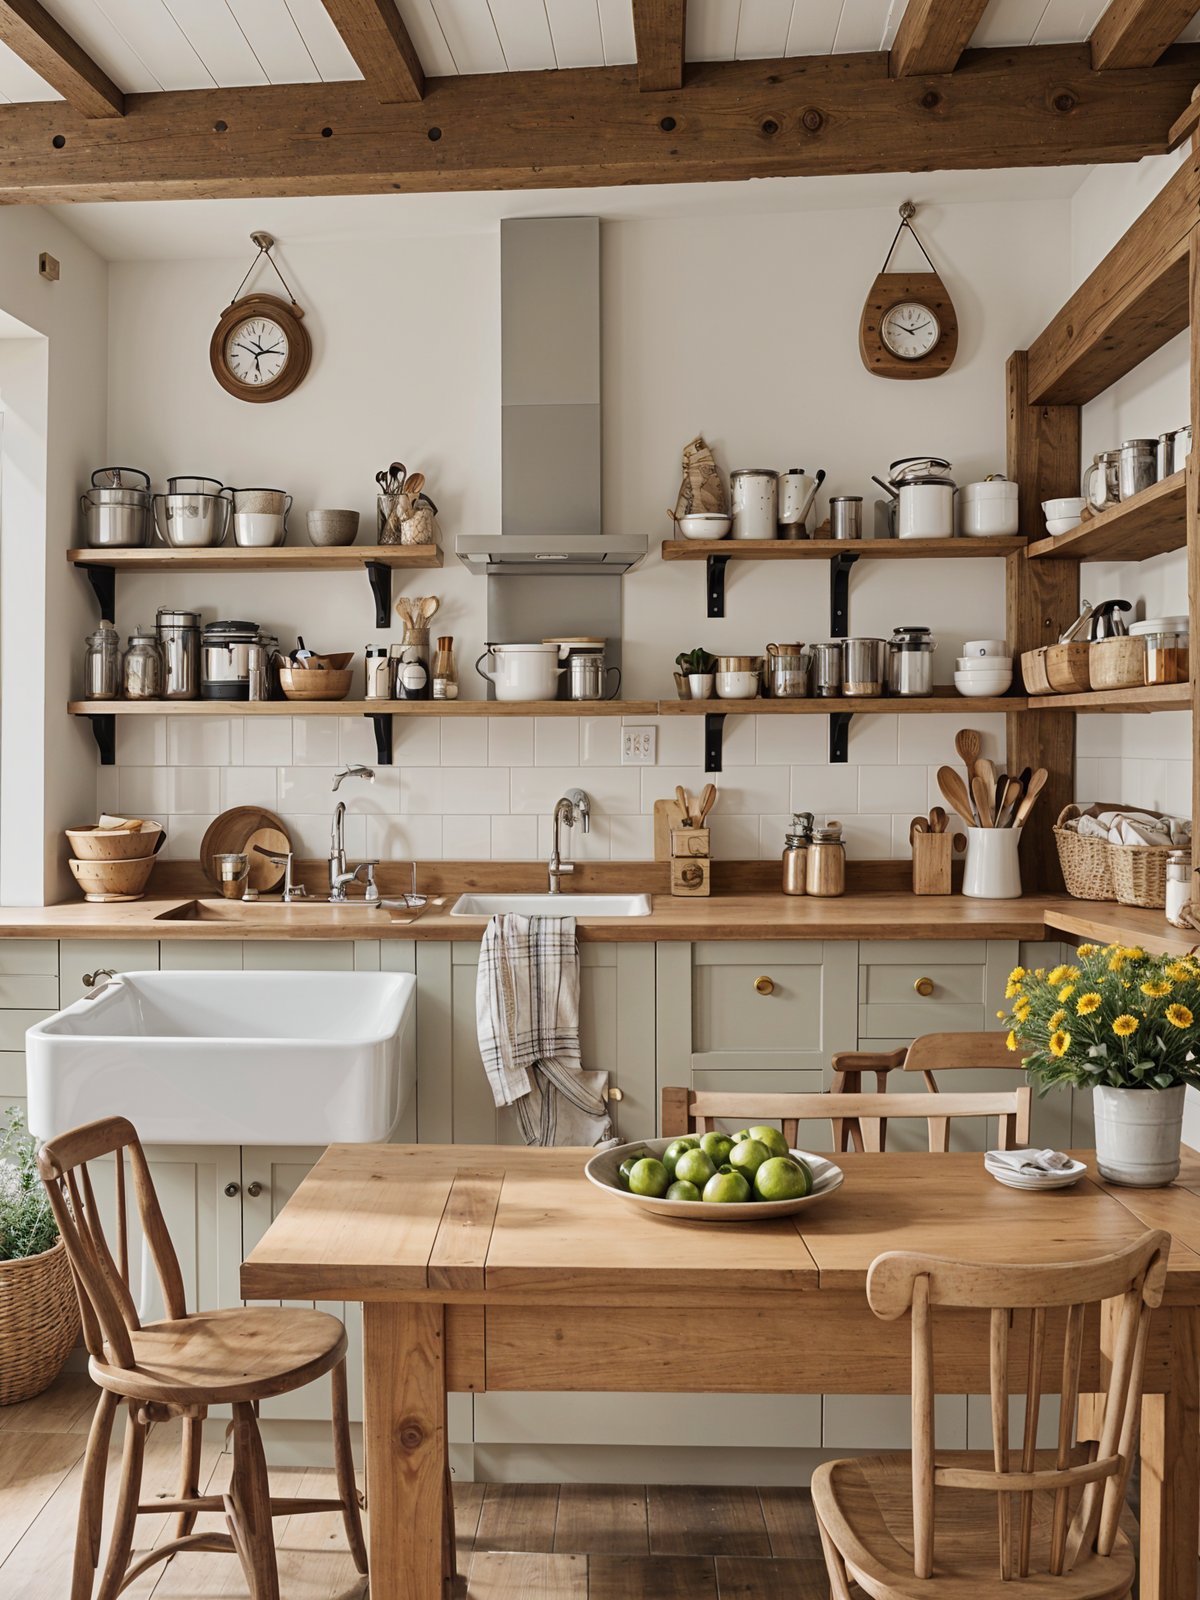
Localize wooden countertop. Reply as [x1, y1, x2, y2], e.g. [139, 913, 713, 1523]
[0, 889, 1192, 951]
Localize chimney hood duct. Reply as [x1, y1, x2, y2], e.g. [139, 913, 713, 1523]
[456, 217, 645, 575]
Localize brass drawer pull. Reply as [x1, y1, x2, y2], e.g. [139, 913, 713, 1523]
[755, 975, 775, 995]
[914, 976, 935, 997]
[602, 1086, 624, 1103]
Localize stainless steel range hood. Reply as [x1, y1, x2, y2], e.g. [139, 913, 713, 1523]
[456, 217, 645, 575]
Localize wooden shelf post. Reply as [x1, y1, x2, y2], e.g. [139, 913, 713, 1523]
[1190, 230, 1200, 909]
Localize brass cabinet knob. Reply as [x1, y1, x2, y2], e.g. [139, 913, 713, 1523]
[755, 975, 775, 995]
[914, 976, 935, 997]
[246, 1181, 265, 1198]
[603, 1086, 624, 1103]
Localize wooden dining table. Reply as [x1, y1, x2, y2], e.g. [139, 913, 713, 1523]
[240, 1144, 1200, 1600]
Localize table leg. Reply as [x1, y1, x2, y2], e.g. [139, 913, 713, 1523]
[1139, 1306, 1200, 1600]
[363, 1301, 452, 1600]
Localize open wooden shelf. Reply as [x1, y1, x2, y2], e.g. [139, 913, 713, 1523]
[660, 691, 1024, 715]
[68, 698, 657, 718]
[661, 536, 1026, 561]
[1025, 682, 1190, 713]
[1024, 472, 1186, 563]
[68, 544, 443, 572]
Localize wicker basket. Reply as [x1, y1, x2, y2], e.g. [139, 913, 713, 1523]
[0, 1237, 79, 1406]
[1054, 804, 1116, 902]
[1020, 647, 1052, 696]
[1054, 802, 1177, 908]
[1111, 842, 1171, 909]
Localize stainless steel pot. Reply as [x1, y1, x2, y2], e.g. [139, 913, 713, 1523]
[842, 637, 888, 697]
[155, 608, 200, 701]
[765, 643, 811, 698]
[887, 625, 935, 697]
[81, 468, 152, 549]
[1117, 439, 1156, 500]
[153, 490, 231, 549]
[201, 619, 262, 701]
[812, 642, 843, 698]
[565, 649, 621, 701]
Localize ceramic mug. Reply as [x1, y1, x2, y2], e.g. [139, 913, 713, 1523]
[962, 826, 1022, 899]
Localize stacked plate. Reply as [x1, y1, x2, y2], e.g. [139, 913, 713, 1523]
[985, 1149, 1087, 1191]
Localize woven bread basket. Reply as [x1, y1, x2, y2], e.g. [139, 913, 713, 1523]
[1054, 804, 1116, 902]
[1055, 803, 1177, 908]
[0, 1237, 79, 1405]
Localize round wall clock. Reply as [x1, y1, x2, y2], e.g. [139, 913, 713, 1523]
[859, 204, 958, 381]
[210, 292, 311, 404]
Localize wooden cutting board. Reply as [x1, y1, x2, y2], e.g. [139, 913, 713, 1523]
[653, 798, 687, 861]
[200, 806, 292, 893]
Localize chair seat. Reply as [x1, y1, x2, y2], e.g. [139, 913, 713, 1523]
[90, 1305, 347, 1406]
[812, 1451, 1134, 1599]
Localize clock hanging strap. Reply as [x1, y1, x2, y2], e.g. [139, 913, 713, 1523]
[879, 200, 937, 275]
[227, 232, 300, 309]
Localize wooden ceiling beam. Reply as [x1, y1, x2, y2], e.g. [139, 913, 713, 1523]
[631, 0, 686, 91]
[890, 0, 992, 77]
[0, 0, 123, 118]
[1090, 0, 1200, 69]
[0, 43, 1196, 204]
[319, 0, 424, 103]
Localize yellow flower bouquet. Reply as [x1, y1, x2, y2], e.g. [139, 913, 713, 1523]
[1000, 947, 1200, 1094]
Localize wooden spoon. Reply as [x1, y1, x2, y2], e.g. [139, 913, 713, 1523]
[697, 783, 717, 825]
[996, 777, 1023, 828]
[975, 756, 997, 796]
[929, 806, 947, 834]
[1013, 768, 1049, 829]
[936, 766, 975, 824]
[675, 785, 692, 825]
[954, 728, 981, 773]
[972, 774, 996, 827]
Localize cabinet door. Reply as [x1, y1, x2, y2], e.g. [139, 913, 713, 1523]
[857, 939, 1017, 1042]
[58, 938, 160, 1000]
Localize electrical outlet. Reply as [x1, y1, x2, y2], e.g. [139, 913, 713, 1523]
[621, 726, 657, 765]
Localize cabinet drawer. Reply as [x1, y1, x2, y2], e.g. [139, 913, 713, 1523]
[860, 1003, 990, 1039]
[861, 963, 988, 1007]
[0, 1011, 52, 1052]
[0, 941, 58, 976]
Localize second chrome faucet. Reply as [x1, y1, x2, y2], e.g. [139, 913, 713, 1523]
[549, 788, 591, 894]
[329, 763, 379, 902]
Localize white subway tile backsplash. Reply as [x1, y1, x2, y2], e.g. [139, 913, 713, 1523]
[706, 813, 761, 860]
[579, 716, 621, 767]
[450, 815, 493, 857]
[401, 767, 509, 816]
[366, 814, 443, 860]
[841, 814, 894, 860]
[440, 719, 488, 766]
[858, 765, 928, 815]
[515, 766, 641, 816]
[534, 718, 580, 767]
[120, 766, 219, 815]
[846, 715, 898, 766]
[239, 717, 291, 766]
[390, 718, 441, 766]
[756, 716, 825, 765]
[711, 765, 791, 816]
[167, 716, 230, 766]
[279, 811, 366, 859]
[609, 814, 654, 859]
[1161, 763, 1192, 816]
[161, 813, 208, 861]
[491, 815, 539, 859]
[640, 765, 702, 813]
[896, 713, 1005, 765]
[292, 717, 341, 766]
[488, 717, 533, 767]
[278, 766, 342, 812]
[338, 716, 379, 764]
[719, 715, 756, 766]
[790, 764, 859, 815]
[655, 715, 702, 767]
[116, 714, 166, 766]
[220, 767, 277, 810]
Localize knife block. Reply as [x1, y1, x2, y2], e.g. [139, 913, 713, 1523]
[912, 830, 952, 895]
[670, 825, 711, 895]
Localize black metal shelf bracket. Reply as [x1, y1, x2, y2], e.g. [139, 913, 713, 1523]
[829, 550, 858, 637]
[706, 554, 730, 619]
[368, 711, 394, 765]
[704, 711, 727, 773]
[84, 566, 116, 622]
[829, 711, 852, 764]
[88, 714, 116, 765]
[365, 562, 392, 629]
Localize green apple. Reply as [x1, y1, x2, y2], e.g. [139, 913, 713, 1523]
[699, 1131, 735, 1166]
[702, 1171, 752, 1204]
[666, 1180, 702, 1203]
[674, 1148, 717, 1188]
[747, 1125, 790, 1160]
[662, 1137, 699, 1176]
[628, 1158, 670, 1198]
[728, 1138, 772, 1183]
[618, 1156, 638, 1190]
[754, 1155, 814, 1201]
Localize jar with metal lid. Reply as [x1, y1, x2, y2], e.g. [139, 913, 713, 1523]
[83, 623, 120, 701]
[1166, 850, 1193, 929]
[806, 822, 846, 897]
[1129, 616, 1189, 686]
[156, 607, 201, 700]
[1117, 438, 1156, 499]
[782, 812, 813, 896]
[888, 626, 935, 697]
[812, 641, 843, 698]
[122, 627, 163, 700]
[730, 469, 778, 540]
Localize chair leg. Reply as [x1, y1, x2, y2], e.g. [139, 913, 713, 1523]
[226, 1400, 281, 1600]
[174, 1413, 205, 1540]
[95, 1402, 147, 1600]
[816, 1511, 855, 1600]
[330, 1357, 368, 1575]
[71, 1387, 119, 1600]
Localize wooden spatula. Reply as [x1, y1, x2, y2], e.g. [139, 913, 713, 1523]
[972, 774, 996, 827]
[1013, 768, 1049, 829]
[996, 777, 1023, 828]
[936, 766, 975, 824]
[954, 728, 981, 773]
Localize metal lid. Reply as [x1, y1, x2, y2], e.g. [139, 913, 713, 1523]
[829, 495, 863, 504]
[812, 822, 844, 842]
[203, 619, 260, 639]
[127, 627, 159, 645]
[786, 811, 814, 845]
[1119, 439, 1156, 450]
[1129, 616, 1188, 635]
[1167, 849, 1192, 866]
[156, 607, 200, 628]
[729, 468, 778, 479]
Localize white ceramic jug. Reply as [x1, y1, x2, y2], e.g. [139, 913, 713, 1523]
[475, 643, 565, 702]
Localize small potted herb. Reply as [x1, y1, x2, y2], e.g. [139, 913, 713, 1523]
[675, 648, 716, 701]
[0, 1109, 78, 1404]
[1001, 945, 1200, 1186]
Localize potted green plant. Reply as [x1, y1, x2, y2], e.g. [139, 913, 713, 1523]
[1001, 944, 1200, 1187]
[0, 1109, 78, 1404]
[675, 648, 716, 701]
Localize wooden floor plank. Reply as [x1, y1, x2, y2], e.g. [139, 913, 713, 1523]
[588, 1554, 717, 1600]
[756, 1485, 823, 1559]
[0, 1431, 84, 1572]
[473, 1483, 561, 1553]
[648, 1486, 772, 1559]
[455, 1480, 486, 1554]
[553, 1483, 649, 1555]
[0, 1370, 98, 1434]
[714, 1555, 832, 1598]
[465, 1550, 585, 1599]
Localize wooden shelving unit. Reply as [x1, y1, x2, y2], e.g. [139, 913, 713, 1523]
[1025, 682, 1190, 714]
[68, 698, 655, 718]
[659, 691, 1022, 715]
[660, 536, 1025, 561]
[1024, 472, 1186, 562]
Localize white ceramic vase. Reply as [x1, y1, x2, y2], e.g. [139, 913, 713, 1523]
[1093, 1083, 1185, 1187]
[962, 826, 1023, 899]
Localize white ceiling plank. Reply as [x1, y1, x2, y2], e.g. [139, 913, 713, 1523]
[735, 0, 794, 57]
[543, 0, 604, 65]
[395, 0, 458, 73]
[686, 0, 739, 59]
[968, 0, 1051, 45]
[486, 0, 556, 69]
[1030, 0, 1105, 40]
[785, 0, 843, 52]
[160, 0, 268, 85]
[595, 0, 636, 62]
[283, 0, 363, 78]
[0, 39, 61, 99]
[879, 0, 906, 46]
[429, 0, 506, 71]
[85, 0, 214, 89]
[832, 0, 895, 51]
[223, 0, 319, 82]
[38, 0, 162, 91]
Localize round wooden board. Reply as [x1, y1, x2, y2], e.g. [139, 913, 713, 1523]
[200, 806, 292, 892]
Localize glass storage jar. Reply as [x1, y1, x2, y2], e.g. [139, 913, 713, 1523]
[1165, 850, 1193, 929]
[122, 627, 163, 700]
[805, 822, 846, 897]
[83, 623, 120, 700]
[1130, 617, 1189, 686]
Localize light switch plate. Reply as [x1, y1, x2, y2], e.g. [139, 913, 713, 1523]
[621, 726, 657, 765]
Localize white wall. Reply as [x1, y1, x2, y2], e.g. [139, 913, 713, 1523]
[102, 194, 1071, 864]
[0, 209, 108, 903]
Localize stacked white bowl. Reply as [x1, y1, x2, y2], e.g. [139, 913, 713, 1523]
[1041, 496, 1086, 535]
[954, 638, 1013, 698]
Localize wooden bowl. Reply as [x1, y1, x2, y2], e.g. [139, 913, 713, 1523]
[307, 652, 355, 671]
[66, 822, 164, 861]
[278, 667, 353, 702]
[69, 854, 158, 901]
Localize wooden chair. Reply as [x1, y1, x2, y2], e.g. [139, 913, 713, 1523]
[830, 1031, 1026, 1153]
[660, 1081, 1032, 1153]
[37, 1115, 367, 1600]
[811, 1230, 1169, 1598]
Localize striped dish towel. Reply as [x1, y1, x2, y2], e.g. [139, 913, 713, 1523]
[476, 913, 616, 1148]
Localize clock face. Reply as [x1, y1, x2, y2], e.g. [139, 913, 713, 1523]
[224, 315, 290, 389]
[880, 301, 940, 361]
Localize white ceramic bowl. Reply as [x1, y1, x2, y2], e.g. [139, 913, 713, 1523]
[957, 656, 1012, 671]
[1046, 516, 1083, 536]
[962, 639, 1008, 658]
[1042, 496, 1086, 520]
[954, 668, 1013, 698]
[678, 513, 732, 540]
[715, 670, 760, 700]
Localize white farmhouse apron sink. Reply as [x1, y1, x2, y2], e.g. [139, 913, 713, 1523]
[451, 893, 651, 917]
[25, 970, 415, 1146]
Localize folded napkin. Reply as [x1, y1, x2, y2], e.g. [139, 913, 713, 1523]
[985, 1147, 1075, 1175]
[1072, 809, 1191, 848]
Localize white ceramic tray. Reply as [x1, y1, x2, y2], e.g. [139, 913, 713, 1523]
[585, 1136, 844, 1223]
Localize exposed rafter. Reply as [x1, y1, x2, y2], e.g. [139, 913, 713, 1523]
[631, 0, 686, 91]
[319, 0, 424, 103]
[890, 0, 992, 76]
[0, 0, 123, 118]
[1090, 0, 1200, 69]
[0, 44, 1196, 205]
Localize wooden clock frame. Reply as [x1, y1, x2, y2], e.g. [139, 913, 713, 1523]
[209, 291, 312, 404]
[859, 270, 958, 380]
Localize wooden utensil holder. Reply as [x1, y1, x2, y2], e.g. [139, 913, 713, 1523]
[912, 830, 953, 895]
[670, 825, 711, 895]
